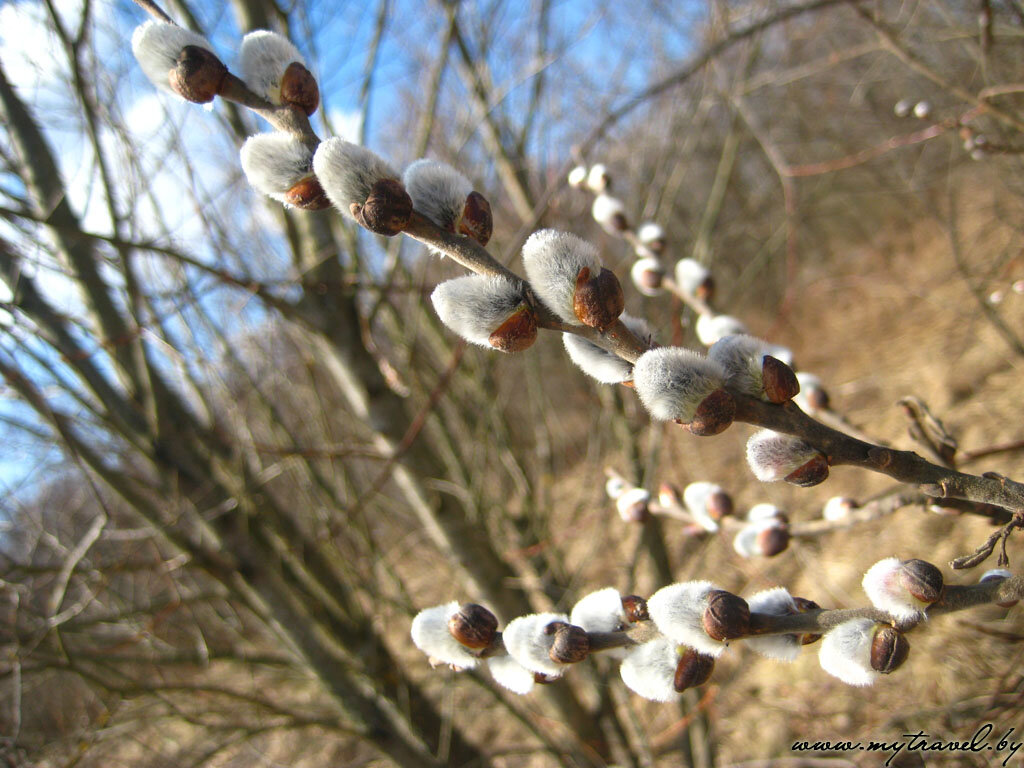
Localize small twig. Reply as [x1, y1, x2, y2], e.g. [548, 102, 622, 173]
[950, 513, 1024, 569]
[898, 396, 958, 469]
[131, 0, 174, 24]
[961, 437, 1024, 463]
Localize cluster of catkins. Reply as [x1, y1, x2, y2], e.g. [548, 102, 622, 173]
[567, 162, 855, 487]
[412, 564, 1017, 701]
[606, 475, 792, 558]
[132, 21, 493, 242]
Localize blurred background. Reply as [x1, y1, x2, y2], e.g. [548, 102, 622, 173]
[1, 0, 1024, 765]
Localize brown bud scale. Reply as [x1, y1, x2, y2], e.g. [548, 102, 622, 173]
[572, 266, 625, 331]
[285, 176, 331, 210]
[548, 623, 591, 664]
[687, 388, 736, 437]
[448, 603, 498, 649]
[354, 178, 413, 236]
[674, 648, 715, 691]
[458, 191, 493, 246]
[870, 626, 909, 674]
[756, 524, 791, 557]
[707, 490, 734, 520]
[280, 61, 320, 115]
[761, 355, 800, 403]
[898, 559, 944, 604]
[169, 45, 227, 104]
[621, 595, 649, 623]
[783, 453, 829, 487]
[488, 304, 538, 353]
[702, 590, 750, 641]
[636, 264, 664, 291]
[792, 596, 821, 644]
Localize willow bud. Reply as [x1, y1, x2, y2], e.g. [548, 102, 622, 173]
[632, 348, 734, 435]
[707, 334, 798, 403]
[621, 595, 650, 623]
[819, 618, 902, 686]
[794, 372, 830, 413]
[631, 257, 665, 296]
[448, 603, 498, 649]
[862, 557, 943, 621]
[572, 266, 625, 331]
[870, 625, 909, 674]
[546, 622, 591, 664]
[648, 581, 731, 657]
[746, 588, 802, 661]
[674, 648, 715, 691]
[503, 613, 570, 677]
[313, 138, 409, 234]
[616, 487, 651, 523]
[585, 163, 610, 193]
[239, 30, 318, 113]
[592, 193, 629, 234]
[132, 22, 222, 102]
[411, 602, 480, 669]
[637, 222, 667, 255]
[792, 597, 822, 645]
[746, 429, 828, 487]
[571, 587, 628, 633]
[675, 258, 714, 302]
[702, 590, 750, 641]
[980, 569, 1018, 608]
[431, 274, 536, 352]
[620, 637, 681, 702]
[695, 313, 748, 346]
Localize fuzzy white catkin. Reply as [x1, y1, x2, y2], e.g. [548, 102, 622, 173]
[744, 588, 800, 662]
[732, 519, 781, 558]
[682, 481, 723, 532]
[521, 229, 602, 326]
[312, 137, 398, 219]
[132, 21, 217, 95]
[238, 30, 305, 104]
[239, 133, 313, 203]
[619, 637, 681, 702]
[695, 313, 748, 346]
[647, 581, 727, 657]
[861, 558, 928, 622]
[563, 313, 653, 384]
[818, 618, 879, 686]
[430, 274, 526, 348]
[747, 503, 785, 523]
[605, 476, 628, 500]
[403, 159, 472, 232]
[592, 193, 626, 232]
[632, 347, 725, 423]
[410, 602, 479, 669]
[745, 429, 819, 482]
[502, 613, 568, 677]
[981, 568, 1012, 583]
[674, 258, 710, 297]
[570, 587, 625, 633]
[586, 163, 609, 193]
[793, 372, 826, 412]
[630, 257, 664, 297]
[567, 165, 588, 188]
[823, 496, 856, 521]
[616, 487, 651, 521]
[707, 334, 774, 399]
[486, 655, 535, 695]
[638, 222, 664, 245]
